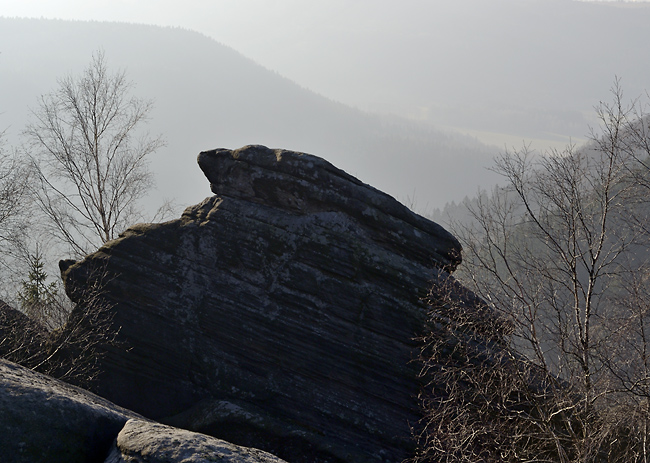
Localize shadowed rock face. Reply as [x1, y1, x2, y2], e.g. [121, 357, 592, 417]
[197, 145, 460, 272]
[0, 301, 46, 364]
[0, 358, 140, 463]
[0, 359, 289, 463]
[61, 145, 462, 463]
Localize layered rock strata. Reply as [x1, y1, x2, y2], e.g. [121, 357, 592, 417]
[61, 145, 462, 462]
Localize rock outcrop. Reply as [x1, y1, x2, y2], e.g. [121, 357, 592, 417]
[60, 145, 462, 462]
[0, 358, 288, 463]
[0, 357, 139, 463]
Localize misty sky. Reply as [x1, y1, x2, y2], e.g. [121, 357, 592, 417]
[2, 0, 645, 136]
[3, 0, 649, 147]
[2, 0, 650, 214]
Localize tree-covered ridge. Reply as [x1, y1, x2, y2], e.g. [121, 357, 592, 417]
[415, 82, 650, 462]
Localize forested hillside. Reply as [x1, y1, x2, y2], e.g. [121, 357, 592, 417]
[0, 18, 499, 213]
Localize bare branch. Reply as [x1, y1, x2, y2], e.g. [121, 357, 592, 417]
[24, 49, 165, 256]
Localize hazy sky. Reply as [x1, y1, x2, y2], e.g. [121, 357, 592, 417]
[3, 0, 650, 211]
[2, 0, 643, 113]
[3, 1, 649, 147]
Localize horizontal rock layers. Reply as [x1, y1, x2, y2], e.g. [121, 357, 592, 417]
[61, 145, 462, 462]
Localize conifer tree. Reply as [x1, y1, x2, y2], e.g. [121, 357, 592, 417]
[17, 250, 62, 329]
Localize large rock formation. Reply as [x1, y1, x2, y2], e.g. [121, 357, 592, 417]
[0, 358, 288, 463]
[60, 145, 462, 463]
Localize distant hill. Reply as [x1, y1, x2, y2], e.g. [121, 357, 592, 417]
[0, 18, 499, 213]
[217, 0, 650, 148]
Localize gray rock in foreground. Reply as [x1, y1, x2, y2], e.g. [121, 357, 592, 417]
[0, 358, 140, 463]
[105, 419, 287, 463]
[0, 358, 288, 463]
[61, 145, 463, 462]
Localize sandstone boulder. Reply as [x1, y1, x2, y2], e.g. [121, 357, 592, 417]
[0, 359, 292, 463]
[0, 358, 140, 463]
[105, 419, 287, 463]
[61, 145, 462, 462]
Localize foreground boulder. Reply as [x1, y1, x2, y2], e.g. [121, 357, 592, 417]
[0, 358, 139, 463]
[61, 145, 462, 462]
[105, 419, 287, 463]
[0, 358, 288, 463]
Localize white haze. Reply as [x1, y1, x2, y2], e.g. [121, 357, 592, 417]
[4, 1, 650, 144]
[1, 0, 650, 213]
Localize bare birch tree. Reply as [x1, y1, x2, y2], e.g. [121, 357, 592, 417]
[0, 131, 30, 259]
[24, 50, 165, 257]
[415, 81, 650, 462]
[0, 130, 33, 306]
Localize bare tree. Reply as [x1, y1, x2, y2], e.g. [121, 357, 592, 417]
[0, 130, 34, 306]
[24, 50, 166, 257]
[414, 82, 650, 462]
[415, 276, 644, 462]
[0, 52, 154, 384]
[0, 261, 117, 388]
[0, 130, 30, 257]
